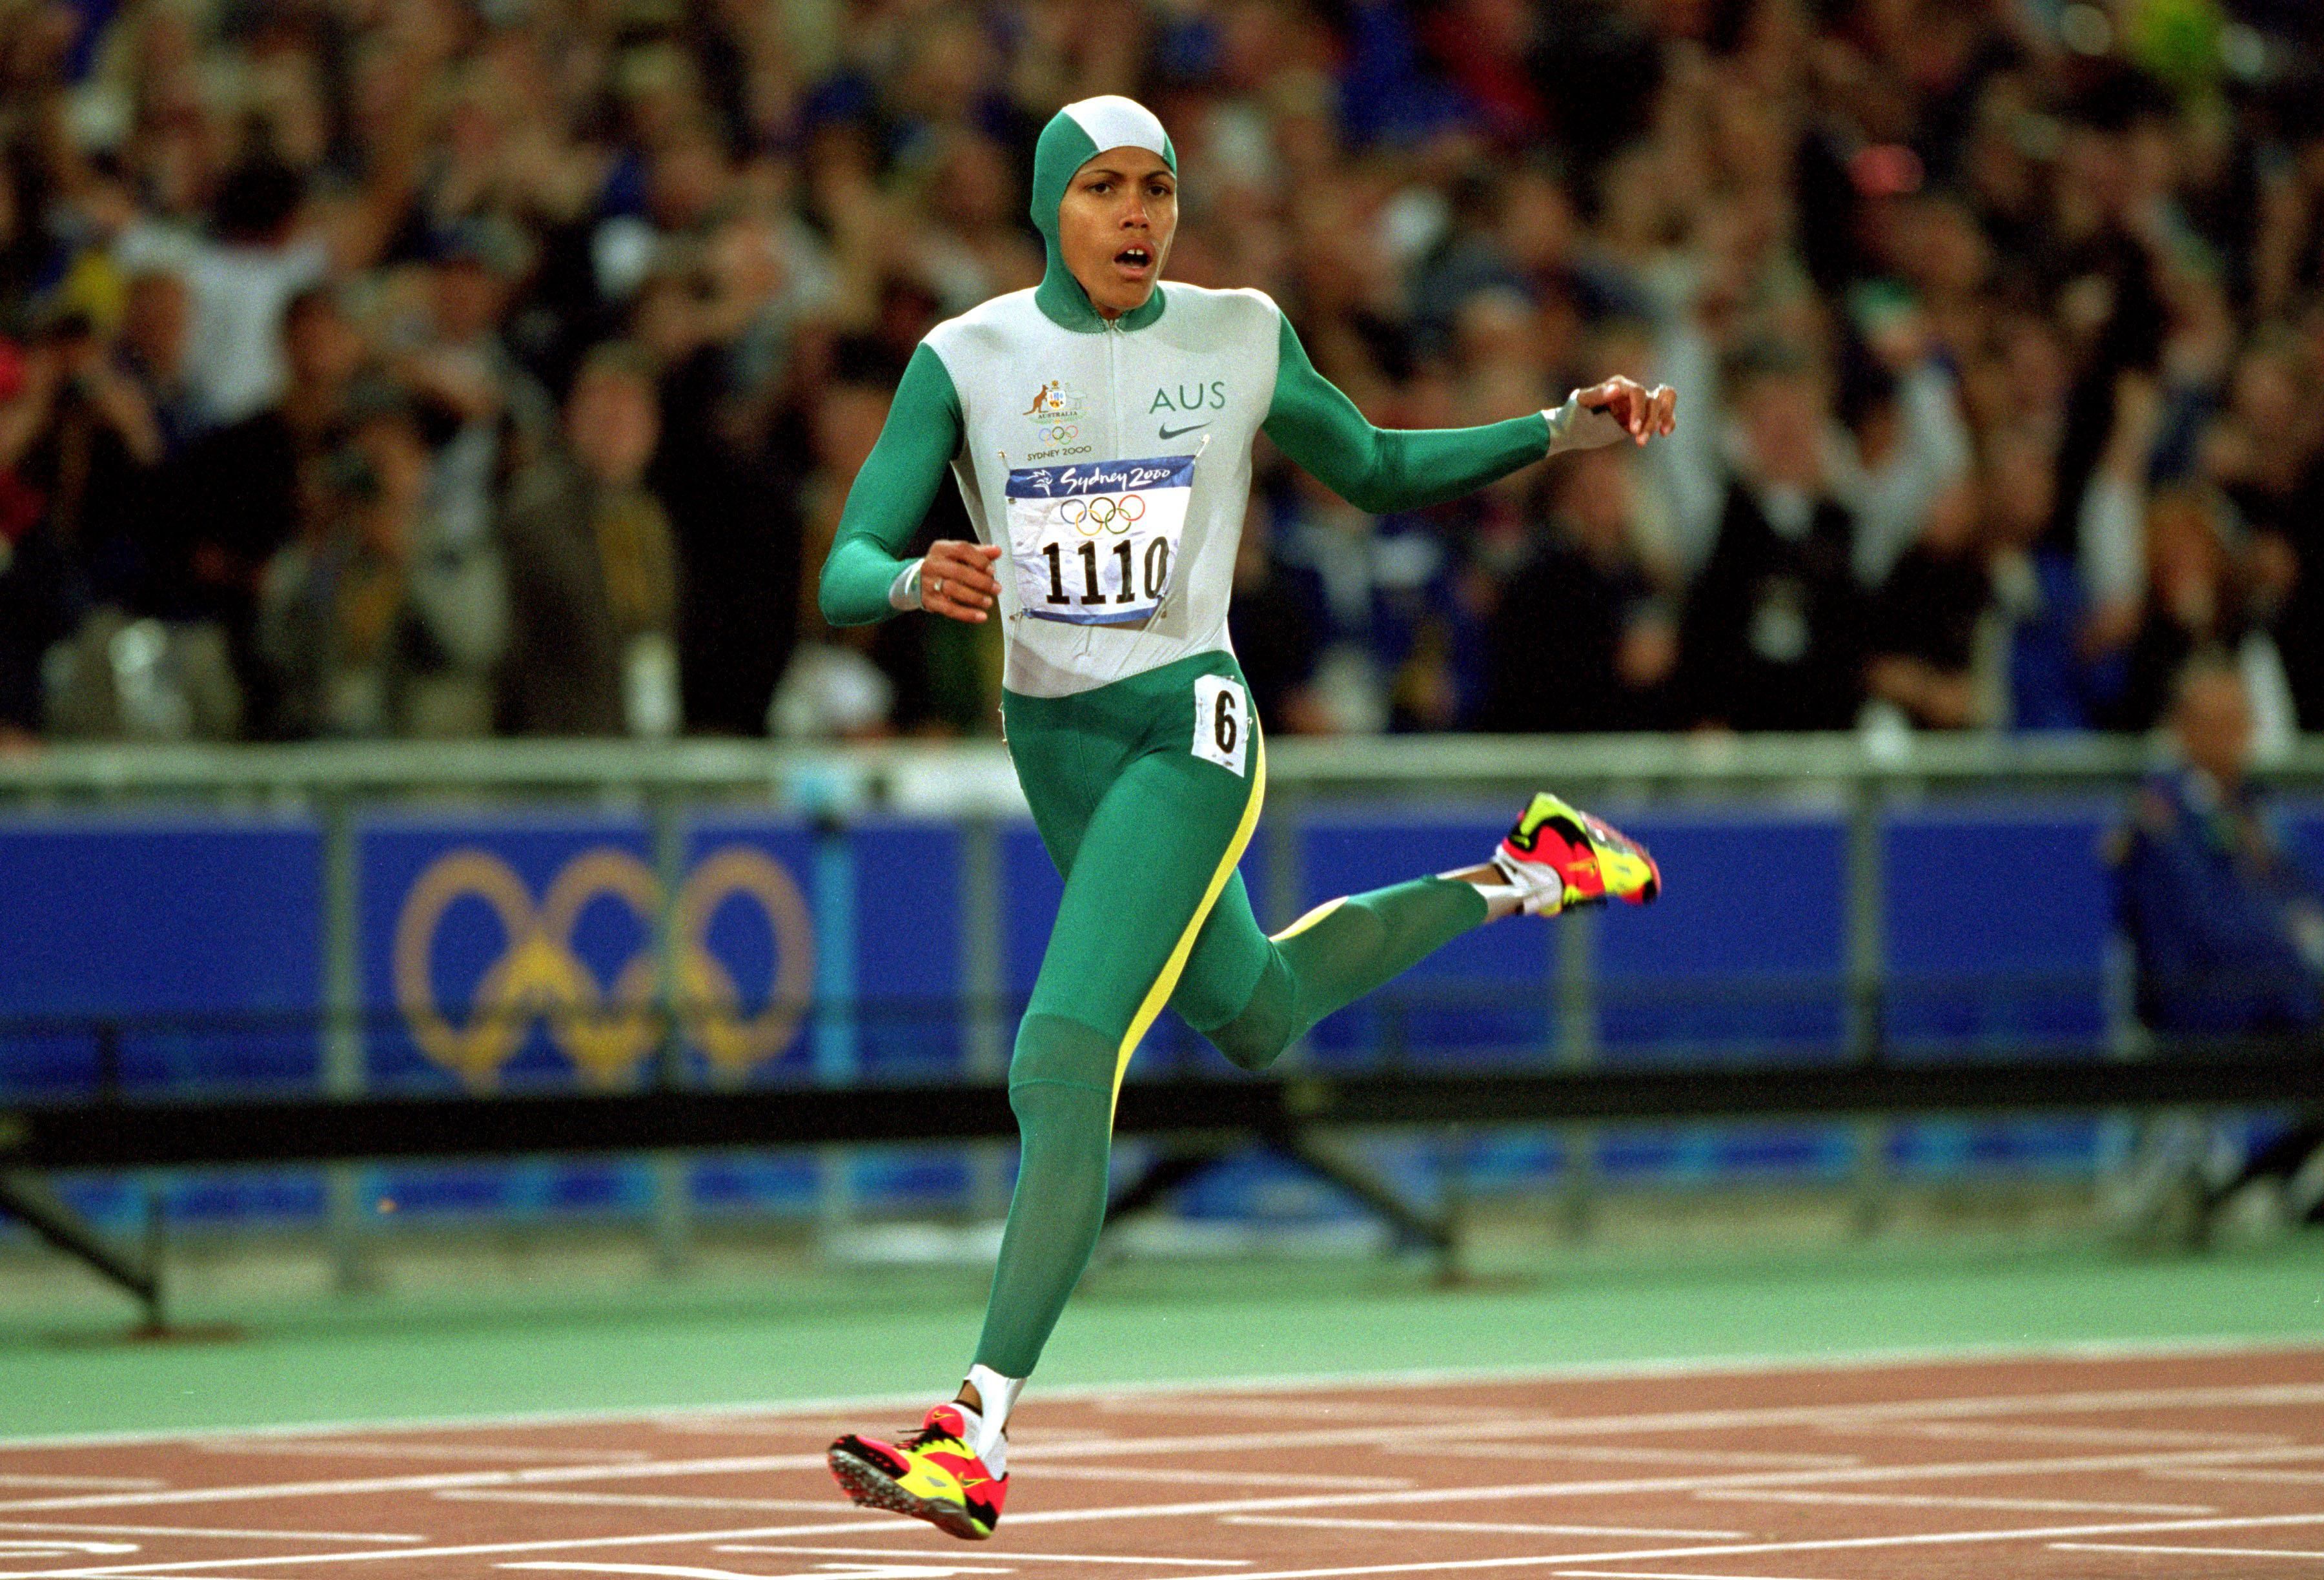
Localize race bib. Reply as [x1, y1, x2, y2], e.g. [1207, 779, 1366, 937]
[1005, 454, 1195, 625]
[1191, 673, 1249, 777]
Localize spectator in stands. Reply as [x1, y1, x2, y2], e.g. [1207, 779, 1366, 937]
[1862, 478, 1991, 732]
[1676, 344, 1868, 731]
[777, 356, 916, 740]
[501, 342, 680, 737]
[0, 294, 230, 740]
[2111, 654, 2324, 1235]
[168, 285, 369, 734]
[0, 305, 170, 602]
[1482, 447, 1675, 732]
[258, 389, 505, 738]
[2203, 334, 2324, 729]
[2110, 488, 2296, 739]
[114, 120, 421, 435]
[638, 220, 808, 737]
[1830, 296, 1975, 593]
[2116, 654, 2324, 1035]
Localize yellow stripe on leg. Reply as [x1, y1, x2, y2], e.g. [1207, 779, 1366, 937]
[1109, 735, 1269, 1122]
[1270, 895, 1346, 943]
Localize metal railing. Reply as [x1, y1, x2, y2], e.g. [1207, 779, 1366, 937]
[6, 728, 2323, 795]
[5, 730, 2321, 1291]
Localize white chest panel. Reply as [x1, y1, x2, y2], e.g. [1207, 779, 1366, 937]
[926, 285, 1281, 697]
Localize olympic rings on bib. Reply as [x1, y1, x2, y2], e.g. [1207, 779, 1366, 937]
[1056, 493, 1148, 535]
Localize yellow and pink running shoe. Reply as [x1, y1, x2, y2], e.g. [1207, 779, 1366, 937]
[828, 1403, 1007, 1540]
[1493, 791, 1662, 915]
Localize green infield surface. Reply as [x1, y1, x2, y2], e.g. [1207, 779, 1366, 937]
[3, 1236, 2321, 1441]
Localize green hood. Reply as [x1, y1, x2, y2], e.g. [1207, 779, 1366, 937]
[1030, 95, 1176, 333]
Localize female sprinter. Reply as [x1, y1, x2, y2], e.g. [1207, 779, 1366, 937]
[820, 95, 1677, 1540]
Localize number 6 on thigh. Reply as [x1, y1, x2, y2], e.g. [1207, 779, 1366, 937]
[1192, 673, 1249, 777]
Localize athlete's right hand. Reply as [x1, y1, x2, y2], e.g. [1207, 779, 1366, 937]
[921, 540, 1003, 622]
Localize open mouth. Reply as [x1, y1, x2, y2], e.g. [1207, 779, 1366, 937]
[1114, 244, 1154, 274]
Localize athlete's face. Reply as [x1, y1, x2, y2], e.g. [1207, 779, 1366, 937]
[1057, 147, 1176, 319]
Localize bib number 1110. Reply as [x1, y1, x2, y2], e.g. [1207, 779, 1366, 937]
[1041, 537, 1172, 608]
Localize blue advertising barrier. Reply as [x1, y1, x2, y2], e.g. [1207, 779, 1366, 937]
[6, 797, 2316, 1230]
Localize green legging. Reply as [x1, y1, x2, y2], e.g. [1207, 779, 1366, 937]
[975, 651, 1489, 1377]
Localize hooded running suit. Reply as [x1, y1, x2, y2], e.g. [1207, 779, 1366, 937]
[819, 95, 1624, 1376]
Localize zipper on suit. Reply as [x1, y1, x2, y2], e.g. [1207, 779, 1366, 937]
[1104, 316, 1122, 457]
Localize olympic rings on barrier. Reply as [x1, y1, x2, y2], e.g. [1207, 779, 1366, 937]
[1055, 493, 1147, 535]
[392, 844, 816, 1087]
[1046, 424, 1077, 441]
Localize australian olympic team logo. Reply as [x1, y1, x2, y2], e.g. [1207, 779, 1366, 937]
[1023, 378, 1087, 438]
[1057, 493, 1146, 535]
[393, 845, 815, 1087]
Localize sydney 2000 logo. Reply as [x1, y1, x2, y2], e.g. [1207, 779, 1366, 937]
[393, 845, 814, 1086]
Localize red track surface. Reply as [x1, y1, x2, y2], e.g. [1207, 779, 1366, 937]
[5, 1347, 2324, 1579]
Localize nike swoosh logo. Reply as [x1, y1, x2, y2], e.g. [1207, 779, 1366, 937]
[1157, 422, 1210, 439]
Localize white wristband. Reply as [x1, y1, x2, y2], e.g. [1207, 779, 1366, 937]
[888, 559, 924, 611]
[1544, 391, 1629, 456]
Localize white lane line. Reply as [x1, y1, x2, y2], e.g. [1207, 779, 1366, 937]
[1860, 1422, 2294, 1449]
[2052, 1543, 2324, 1559]
[0, 1525, 425, 1544]
[959, 1381, 2324, 1466]
[194, 1442, 652, 1465]
[1037, 1470, 1414, 1490]
[2152, 1468, 2324, 1486]
[1551, 1572, 1831, 1580]
[506, 1563, 1007, 1580]
[1222, 1519, 1748, 1540]
[437, 1493, 839, 1513]
[0, 1543, 139, 1555]
[1067, 1510, 2324, 1580]
[717, 1544, 1247, 1567]
[8, 1333, 2314, 1450]
[0, 1519, 959, 1576]
[1385, 1447, 1859, 1470]
[445, 1476, 1705, 1524]
[0, 1456, 831, 1513]
[1096, 1400, 1530, 1425]
[0, 1481, 165, 1492]
[1693, 1488, 2218, 1515]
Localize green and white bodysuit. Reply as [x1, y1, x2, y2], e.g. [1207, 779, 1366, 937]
[820, 95, 1624, 1382]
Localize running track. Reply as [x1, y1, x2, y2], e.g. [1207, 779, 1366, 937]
[5, 1346, 2323, 1579]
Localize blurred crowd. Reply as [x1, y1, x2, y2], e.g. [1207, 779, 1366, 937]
[3, 0, 2324, 744]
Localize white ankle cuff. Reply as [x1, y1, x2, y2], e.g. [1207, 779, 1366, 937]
[963, 1365, 1024, 1467]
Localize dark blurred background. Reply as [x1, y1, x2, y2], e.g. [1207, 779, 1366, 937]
[1, 0, 2321, 748]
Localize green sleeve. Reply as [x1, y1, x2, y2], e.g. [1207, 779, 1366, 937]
[1261, 311, 1550, 515]
[816, 342, 966, 626]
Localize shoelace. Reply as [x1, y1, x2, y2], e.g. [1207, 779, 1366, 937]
[898, 1414, 1004, 1463]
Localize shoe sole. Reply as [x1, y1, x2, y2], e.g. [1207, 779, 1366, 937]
[828, 1443, 992, 1540]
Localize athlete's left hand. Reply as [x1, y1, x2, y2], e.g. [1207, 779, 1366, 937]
[1578, 376, 1677, 445]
